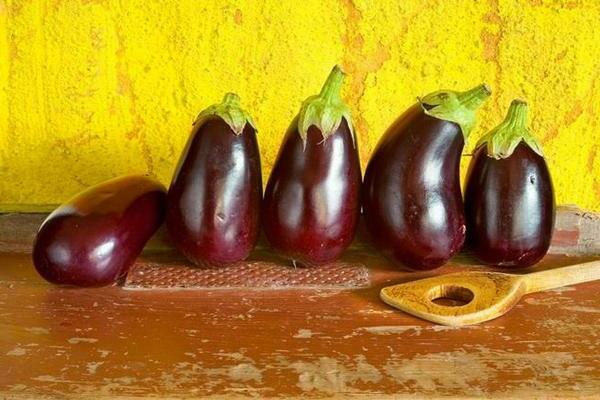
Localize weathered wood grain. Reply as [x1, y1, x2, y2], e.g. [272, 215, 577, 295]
[1, 249, 600, 398]
[1, 209, 599, 397]
[549, 205, 600, 255]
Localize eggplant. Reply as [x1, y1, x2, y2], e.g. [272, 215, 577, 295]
[33, 175, 167, 287]
[167, 93, 262, 266]
[362, 84, 491, 270]
[464, 99, 555, 267]
[262, 66, 361, 266]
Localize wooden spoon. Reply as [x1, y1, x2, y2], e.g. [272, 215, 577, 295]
[380, 260, 600, 326]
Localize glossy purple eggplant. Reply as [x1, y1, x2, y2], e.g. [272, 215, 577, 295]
[167, 93, 262, 266]
[465, 100, 555, 267]
[362, 84, 491, 270]
[33, 175, 167, 287]
[262, 66, 361, 266]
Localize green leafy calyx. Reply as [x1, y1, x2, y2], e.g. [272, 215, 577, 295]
[476, 99, 544, 159]
[194, 92, 256, 135]
[297, 65, 355, 147]
[419, 83, 491, 139]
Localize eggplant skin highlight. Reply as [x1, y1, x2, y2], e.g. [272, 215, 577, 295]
[33, 175, 167, 287]
[464, 99, 555, 268]
[362, 84, 491, 270]
[262, 66, 361, 266]
[166, 93, 262, 267]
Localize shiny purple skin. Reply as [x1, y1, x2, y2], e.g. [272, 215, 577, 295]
[464, 143, 555, 267]
[262, 119, 361, 266]
[362, 105, 466, 270]
[166, 117, 262, 266]
[33, 176, 167, 287]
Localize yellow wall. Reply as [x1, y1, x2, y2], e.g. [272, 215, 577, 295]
[1, 0, 599, 211]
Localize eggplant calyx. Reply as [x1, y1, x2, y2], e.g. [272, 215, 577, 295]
[297, 65, 355, 148]
[476, 99, 544, 159]
[193, 92, 257, 135]
[418, 83, 491, 139]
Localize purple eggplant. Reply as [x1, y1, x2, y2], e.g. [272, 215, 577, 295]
[33, 175, 167, 287]
[262, 66, 361, 266]
[167, 93, 262, 266]
[362, 84, 491, 270]
[465, 99, 555, 267]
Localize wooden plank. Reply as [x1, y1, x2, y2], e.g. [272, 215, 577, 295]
[1, 205, 599, 291]
[1, 208, 600, 397]
[4, 205, 599, 255]
[1, 249, 600, 398]
[549, 205, 600, 255]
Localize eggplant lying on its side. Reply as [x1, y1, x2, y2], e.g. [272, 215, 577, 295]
[33, 175, 167, 286]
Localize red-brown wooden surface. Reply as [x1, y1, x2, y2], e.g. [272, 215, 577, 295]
[1, 209, 599, 398]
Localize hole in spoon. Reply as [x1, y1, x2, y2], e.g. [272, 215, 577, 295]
[428, 284, 474, 307]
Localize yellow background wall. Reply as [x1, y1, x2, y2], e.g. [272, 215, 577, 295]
[1, 0, 599, 211]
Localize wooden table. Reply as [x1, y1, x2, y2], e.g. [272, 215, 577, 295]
[1, 211, 600, 399]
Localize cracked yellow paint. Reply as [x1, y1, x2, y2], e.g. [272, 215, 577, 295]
[1, 0, 599, 211]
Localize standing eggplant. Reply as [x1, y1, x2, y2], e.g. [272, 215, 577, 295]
[362, 84, 491, 270]
[262, 66, 361, 266]
[167, 93, 262, 266]
[33, 175, 167, 287]
[464, 100, 555, 267]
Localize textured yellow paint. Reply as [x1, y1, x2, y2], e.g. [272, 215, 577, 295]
[0, 0, 599, 210]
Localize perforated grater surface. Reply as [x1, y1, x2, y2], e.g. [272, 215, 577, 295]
[123, 255, 370, 290]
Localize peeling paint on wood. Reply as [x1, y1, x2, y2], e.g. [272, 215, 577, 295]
[1, 247, 600, 397]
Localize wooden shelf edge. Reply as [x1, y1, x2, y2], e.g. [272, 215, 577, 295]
[1, 205, 599, 256]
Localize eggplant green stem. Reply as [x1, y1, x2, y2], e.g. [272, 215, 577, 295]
[476, 99, 544, 159]
[222, 92, 241, 108]
[297, 65, 355, 148]
[457, 84, 491, 110]
[419, 83, 491, 140]
[319, 67, 345, 102]
[193, 92, 256, 135]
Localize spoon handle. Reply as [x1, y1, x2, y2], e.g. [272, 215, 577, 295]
[523, 260, 600, 294]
